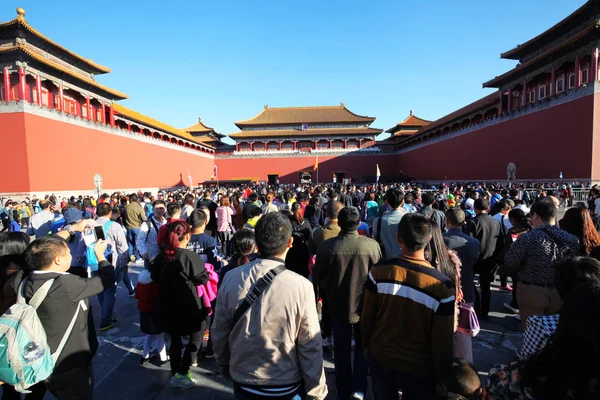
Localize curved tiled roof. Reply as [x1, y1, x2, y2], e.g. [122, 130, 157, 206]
[501, 0, 594, 60]
[112, 104, 214, 149]
[484, 21, 599, 88]
[386, 111, 431, 133]
[183, 118, 225, 138]
[229, 127, 383, 139]
[235, 104, 376, 128]
[0, 16, 111, 74]
[0, 44, 127, 99]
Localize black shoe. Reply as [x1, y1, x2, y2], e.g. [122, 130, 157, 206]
[158, 356, 170, 366]
[140, 356, 150, 366]
[129, 289, 136, 298]
[100, 318, 119, 331]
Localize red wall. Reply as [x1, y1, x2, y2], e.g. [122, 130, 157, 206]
[397, 95, 595, 181]
[0, 112, 214, 193]
[216, 153, 398, 183]
[0, 113, 31, 192]
[592, 93, 600, 181]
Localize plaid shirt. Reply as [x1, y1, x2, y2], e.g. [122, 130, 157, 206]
[504, 224, 579, 285]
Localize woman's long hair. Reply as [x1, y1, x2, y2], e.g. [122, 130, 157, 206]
[164, 221, 191, 261]
[561, 207, 600, 255]
[425, 220, 457, 291]
[230, 229, 255, 267]
[291, 202, 304, 224]
[508, 208, 532, 232]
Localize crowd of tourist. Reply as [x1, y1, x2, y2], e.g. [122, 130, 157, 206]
[0, 180, 599, 399]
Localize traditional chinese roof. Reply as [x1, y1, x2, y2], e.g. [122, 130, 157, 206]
[0, 8, 111, 74]
[399, 92, 499, 145]
[235, 104, 376, 128]
[483, 21, 600, 88]
[501, 0, 597, 60]
[183, 118, 225, 139]
[0, 44, 127, 99]
[112, 104, 214, 149]
[386, 111, 432, 134]
[229, 127, 383, 140]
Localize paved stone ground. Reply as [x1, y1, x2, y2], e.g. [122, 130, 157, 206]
[5, 266, 523, 399]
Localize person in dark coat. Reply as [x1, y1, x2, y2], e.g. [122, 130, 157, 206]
[285, 202, 313, 278]
[151, 220, 209, 389]
[465, 198, 501, 319]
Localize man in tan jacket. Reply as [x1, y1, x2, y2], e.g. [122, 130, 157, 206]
[212, 212, 327, 400]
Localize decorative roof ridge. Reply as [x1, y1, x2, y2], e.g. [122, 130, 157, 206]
[234, 104, 376, 127]
[5, 43, 128, 99]
[112, 104, 214, 149]
[483, 22, 598, 88]
[0, 9, 111, 73]
[500, 0, 593, 59]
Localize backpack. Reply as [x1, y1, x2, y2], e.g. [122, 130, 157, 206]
[144, 202, 153, 218]
[0, 279, 85, 392]
[0, 207, 8, 222]
[85, 221, 114, 272]
[144, 217, 160, 243]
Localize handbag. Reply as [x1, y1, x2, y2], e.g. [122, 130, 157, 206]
[457, 302, 480, 337]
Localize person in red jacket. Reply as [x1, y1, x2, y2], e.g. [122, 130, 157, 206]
[136, 266, 168, 365]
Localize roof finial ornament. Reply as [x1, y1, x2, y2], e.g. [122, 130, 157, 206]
[340, 102, 345, 107]
[16, 7, 26, 21]
[198, 117, 202, 123]
[264, 104, 268, 109]
[410, 110, 413, 115]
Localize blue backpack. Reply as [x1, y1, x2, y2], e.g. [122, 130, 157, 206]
[85, 221, 114, 272]
[0, 279, 85, 392]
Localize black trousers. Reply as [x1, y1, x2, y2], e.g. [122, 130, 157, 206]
[169, 330, 203, 376]
[474, 260, 497, 317]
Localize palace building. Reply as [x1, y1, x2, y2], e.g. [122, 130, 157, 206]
[1, 1, 599, 195]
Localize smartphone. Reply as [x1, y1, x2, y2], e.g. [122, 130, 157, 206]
[94, 226, 106, 241]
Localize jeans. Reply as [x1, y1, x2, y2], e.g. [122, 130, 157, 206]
[169, 330, 203, 376]
[116, 265, 135, 293]
[126, 228, 141, 260]
[369, 355, 439, 400]
[96, 283, 117, 326]
[332, 320, 368, 400]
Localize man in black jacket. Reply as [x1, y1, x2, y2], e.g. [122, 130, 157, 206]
[16, 233, 115, 399]
[466, 198, 501, 319]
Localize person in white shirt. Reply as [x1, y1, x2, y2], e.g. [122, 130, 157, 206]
[26, 199, 56, 238]
[137, 200, 168, 266]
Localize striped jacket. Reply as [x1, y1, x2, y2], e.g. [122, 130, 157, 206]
[361, 256, 455, 376]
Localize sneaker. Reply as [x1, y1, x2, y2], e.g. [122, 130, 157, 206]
[129, 254, 136, 263]
[503, 302, 519, 314]
[100, 318, 119, 331]
[350, 393, 364, 400]
[191, 359, 198, 367]
[499, 285, 513, 292]
[140, 356, 150, 366]
[170, 372, 197, 389]
[158, 356, 170, 366]
[129, 289, 136, 298]
[135, 258, 144, 265]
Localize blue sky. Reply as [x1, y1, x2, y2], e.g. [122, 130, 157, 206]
[4, 0, 584, 143]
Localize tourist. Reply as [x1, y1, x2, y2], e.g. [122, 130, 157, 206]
[285, 202, 312, 278]
[12, 235, 114, 398]
[260, 193, 278, 215]
[314, 207, 381, 400]
[361, 192, 379, 230]
[443, 208, 480, 363]
[151, 221, 209, 389]
[136, 263, 168, 366]
[504, 201, 579, 329]
[94, 203, 131, 330]
[243, 207, 262, 231]
[180, 194, 195, 221]
[198, 191, 218, 236]
[373, 189, 407, 259]
[419, 192, 446, 232]
[187, 209, 219, 267]
[136, 200, 167, 268]
[0, 232, 29, 315]
[559, 206, 600, 259]
[519, 256, 600, 361]
[212, 212, 327, 400]
[218, 229, 256, 284]
[362, 213, 455, 400]
[466, 198, 501, 319]
[123, 193, 147, 263]
[310, 200, 344, 349]
[435, 358, 482, 400]
[497, 208, 532, 315]
[82, 198, 95, 219]
[26, 199, 55, 238]
[485, 282, 600, 400]
[156, 202, 183, 248]
[231, 194, 244, 230]
[304, 196, 323, 229]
